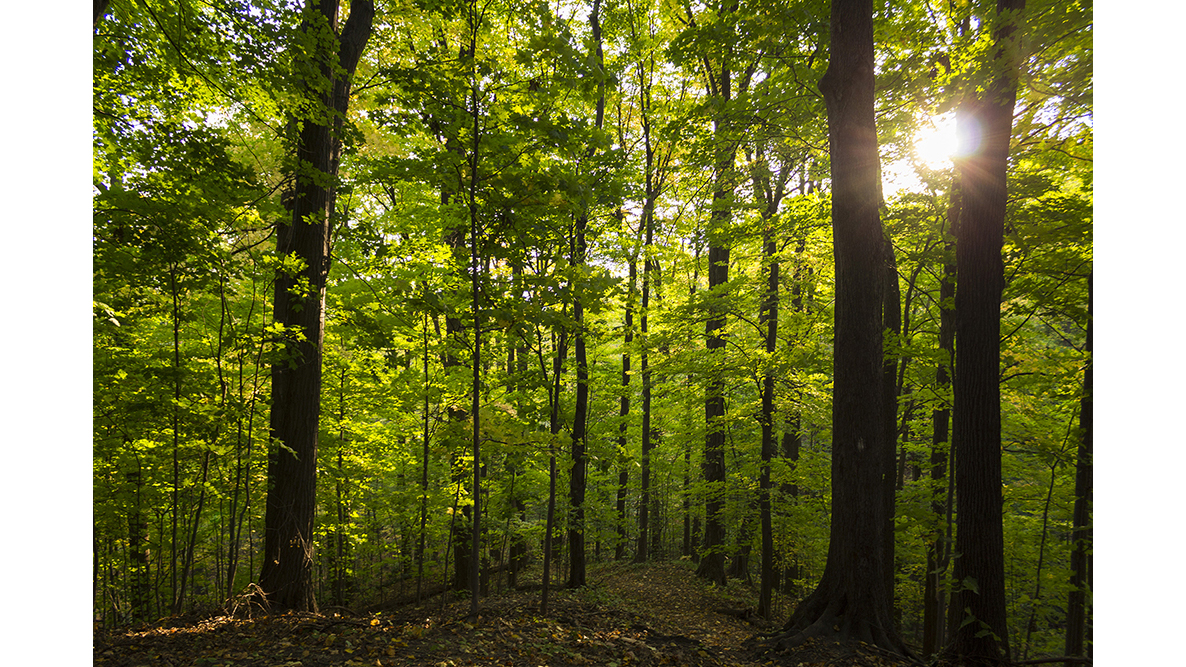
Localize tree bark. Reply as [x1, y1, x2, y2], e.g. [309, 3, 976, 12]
[943, 1, 1024, 663]
[567, 0, 605, 589]
[616, 256, 636, 561]
[1064, 273, 1092, 665]
[695, 25, 737, 588]
[94, 0, 110, 25]
[767, 0, 906, 655]
[881, 239, 901, 620]
[752, 146, 788, 619]
[259, 0, 374, 613]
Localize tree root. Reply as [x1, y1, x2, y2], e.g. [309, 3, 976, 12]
[756, 594, 920, 665]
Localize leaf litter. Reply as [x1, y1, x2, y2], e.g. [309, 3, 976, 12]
[94, 562, 921, 667]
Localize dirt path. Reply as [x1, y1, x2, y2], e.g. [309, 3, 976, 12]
[94, 561, 919, 667]
[592, 561, 768, 651]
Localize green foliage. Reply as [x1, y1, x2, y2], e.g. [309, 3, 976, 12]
[94, 1, 1090, 656]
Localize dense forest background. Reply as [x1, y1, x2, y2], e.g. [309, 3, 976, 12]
[62, 0, 1155, 663]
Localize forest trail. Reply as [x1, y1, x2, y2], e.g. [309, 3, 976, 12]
[94, 561, 915, 667]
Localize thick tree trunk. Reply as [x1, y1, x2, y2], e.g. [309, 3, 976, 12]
[881, 239, 901, 619]
[1064, 273, 1092, 665]
[768, 0, 906, 655]
[259, 0, 374, 613]
[944, 2, 1024, 663]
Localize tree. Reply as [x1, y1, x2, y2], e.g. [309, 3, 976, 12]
[683, 0, 751, 587]
[1064, 273, 1091, 665]
[259, 0, 374, 612]
[767, 0, 908, 654]
[567, 0, 609, 590]
[749, 143, 793, 619]
[942, 0, 1025, 662]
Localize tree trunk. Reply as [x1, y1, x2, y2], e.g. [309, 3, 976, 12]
[881, 239, 901, 621]
[923, 190, 957, 656]
[127, 465, 150, 621]
[259, 0, 374, 613]
[636, 198, 656, 563]
[616, 256, 636, 561]
[696, 51, 736, 590]
[1064, 273, 1092, 665]
[752, 145, 788, 619]
[567, 0, 605, 589]
[767, 0, 906, 655]
[94, 0, 110, 25]
[540, 323, 568, 614]
[944, 1, 1024, 663]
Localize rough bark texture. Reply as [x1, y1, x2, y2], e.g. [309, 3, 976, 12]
[943, 1, 1024, 663]
[767, 0, 905, 655]
[881, 239, 901, 617]
[259, 0, 374, 613]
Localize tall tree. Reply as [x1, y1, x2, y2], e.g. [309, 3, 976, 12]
[1064, 272, 1092, 665]
[750, 144, 791, 619]
[259, 0, 374, 612]
[691, 0, 747, 587]
[567, 0, 608, 589]
[923, 194, 958, 655]
[943, 0, 1025, 663]
[767, 0, 907, 654]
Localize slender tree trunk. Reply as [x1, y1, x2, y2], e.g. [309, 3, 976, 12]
[696, 50, 736, 589]
[414, 310, 432, 603]
[944, 1, 1024, 663]
[259, 0, 374, 613]
[127, 465, 150, 621]
[540, 323, 568, 614]
[567, 0, 605, 588]
[636, 204, 655, 563]
[616, 256, 636, 561]
[568, 223, 589, 588]
[923, 196, 957, 656]
[1064, 273, 1092, 665]
[177, 449, 211, 612]
[770, 0, 906, 654]
[169, 265, 182, 613]
[778, 232, 810, 597]
[752, 146, 788, 619]
[466, 78, 484, 620]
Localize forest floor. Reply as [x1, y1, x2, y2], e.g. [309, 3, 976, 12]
[94, 561, 922, 667]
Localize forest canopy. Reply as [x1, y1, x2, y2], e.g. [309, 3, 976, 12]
[91, 0, 1093, 663]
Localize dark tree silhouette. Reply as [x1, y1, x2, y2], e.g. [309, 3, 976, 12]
[259, 0, 374, 613]
[942, 1, 1025, 663]
[766, 0, 908, 654]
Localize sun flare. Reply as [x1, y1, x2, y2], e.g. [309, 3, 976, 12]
[913, 113, 960, 169]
